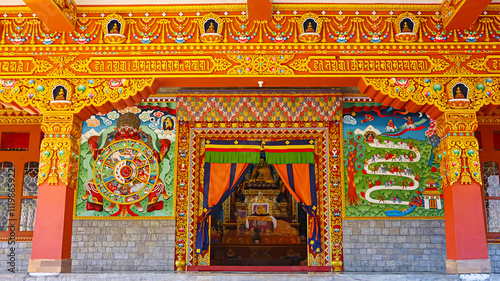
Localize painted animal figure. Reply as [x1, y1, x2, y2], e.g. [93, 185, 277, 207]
[404, 167, 413, 176]
[379, 164, 387, 173]
[393, 196, 402, 203]
[385, 180, 393, 187]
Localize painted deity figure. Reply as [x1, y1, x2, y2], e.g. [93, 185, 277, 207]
[206, 22, 216, 33]
[110, 23, 119, 34]
[367, 134, 374, 143]
[454, 87, 466, 99]
[249, 158, 276, 183]
[55, 88, 65, 100]
[404, 116, 415, 129]
[386, 119, 396, 132]
[305, 22, 315, 33]
[402, 22, 411, 33]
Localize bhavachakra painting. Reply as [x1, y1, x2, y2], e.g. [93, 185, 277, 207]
[75, 103, 176, 218]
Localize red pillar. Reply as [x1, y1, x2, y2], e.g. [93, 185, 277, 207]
[437, 112, 491, 273]
[28, 114, 81, 273]
[444, 182, 490, 273]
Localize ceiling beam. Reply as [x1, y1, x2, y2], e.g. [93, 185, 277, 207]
[23, 0, 77, 32]
[440, 0, 491, 30]
[247, 0, 272, 22]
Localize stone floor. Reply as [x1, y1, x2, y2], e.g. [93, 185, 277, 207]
[0, 272, 499, 281]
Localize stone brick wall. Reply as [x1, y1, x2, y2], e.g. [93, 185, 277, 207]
[0, 241, 32, 273]
[488, 243, 500, 273]
[5, 219, 500, 273]
[71, 220, 176, 271]
[342, 220, 446, 272]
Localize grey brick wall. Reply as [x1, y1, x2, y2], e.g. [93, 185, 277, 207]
[343, 220, 446, 272]
[489, 243, 500, 273]
[71, 220, 176, 271]
[0, 241, 31, 273]
[5, 219, 500, 273]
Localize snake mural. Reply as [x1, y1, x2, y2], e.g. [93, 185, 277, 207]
[343, 107, 443, 218]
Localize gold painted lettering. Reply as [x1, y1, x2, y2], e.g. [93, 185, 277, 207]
[314, 60, 323, 71]
[325, 60, 330, 71]
[418, 61, 426, 71]
[351, 59, 358, 71]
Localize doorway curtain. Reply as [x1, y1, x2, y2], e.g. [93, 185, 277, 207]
[195, 140, 260, 253]
[265, 140, 321, 253]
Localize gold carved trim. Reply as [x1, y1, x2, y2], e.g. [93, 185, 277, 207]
[478, 116, 500, 125]
[0, 115, 42, 124]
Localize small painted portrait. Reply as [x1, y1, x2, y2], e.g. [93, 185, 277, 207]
[163, 116, 175, 131]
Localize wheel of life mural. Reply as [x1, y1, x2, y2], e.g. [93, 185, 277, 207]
[76, 106, 176, 218]
[93, 139, 159, 205]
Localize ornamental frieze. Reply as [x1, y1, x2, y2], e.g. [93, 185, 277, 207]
[1, 54, 496, 78]
[289, 56, 445, 74]
[362, 77, 499, 112]
[1, 7, 500, 46]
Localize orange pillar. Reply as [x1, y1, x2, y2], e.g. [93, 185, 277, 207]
[28, 114, 81, 273]
[437, 111, 491, 274]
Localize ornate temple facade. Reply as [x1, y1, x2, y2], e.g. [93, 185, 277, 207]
[0, 0, 499, 275]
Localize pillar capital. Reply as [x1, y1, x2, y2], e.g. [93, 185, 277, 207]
[436, 110, 481, 188]
[436, 110, 478, 138]
[38, 113, 82, 188]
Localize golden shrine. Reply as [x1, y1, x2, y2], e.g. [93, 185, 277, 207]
[0, 0, 498, 276]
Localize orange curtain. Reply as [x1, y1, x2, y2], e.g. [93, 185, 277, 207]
[274, 163, 321, 253]
[195, 162, 252, 253]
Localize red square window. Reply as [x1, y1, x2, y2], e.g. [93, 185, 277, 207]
[1, 132, 30, 151]
[494, 131, 500, 151]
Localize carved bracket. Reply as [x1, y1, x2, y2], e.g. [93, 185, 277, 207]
[39, 114, 82, 187]
[436, 111, 481, 187]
